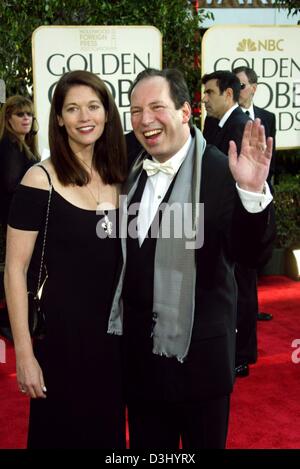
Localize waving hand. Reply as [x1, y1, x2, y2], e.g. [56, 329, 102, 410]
[228, 118, 273, 193]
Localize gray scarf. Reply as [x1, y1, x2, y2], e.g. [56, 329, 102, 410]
[108, 126, 206, 362]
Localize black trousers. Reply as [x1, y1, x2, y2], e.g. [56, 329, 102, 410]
[235, 264, 258, 366]
[127, 395, 230, 450]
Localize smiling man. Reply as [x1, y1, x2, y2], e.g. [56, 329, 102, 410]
[117, 68, 276, 450]
[129, 72, 191, 162]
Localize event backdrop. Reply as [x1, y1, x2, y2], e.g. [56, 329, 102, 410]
[202, 25, 300, 149]
[32, 25, 162, 156]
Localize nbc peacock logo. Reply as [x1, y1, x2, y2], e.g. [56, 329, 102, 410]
[236, 38, 284, 52]
[237, 39, 257, 51]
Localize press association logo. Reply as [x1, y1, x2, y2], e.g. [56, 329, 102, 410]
[291, 339, 300, 364]
[237, 38, 284, 52]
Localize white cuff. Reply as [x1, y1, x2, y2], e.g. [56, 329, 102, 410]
[236, 182, 273, 213]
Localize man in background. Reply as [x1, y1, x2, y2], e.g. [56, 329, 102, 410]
[202, 70, 250, 155]
[202, 70, 258, 378]
[231, 66, 277, 376]
[233, 66, 276, 187]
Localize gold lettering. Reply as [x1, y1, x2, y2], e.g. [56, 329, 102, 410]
[277, 39, 284, 51]
[258, 40, 268, 51]
[257, 39, 285, 52]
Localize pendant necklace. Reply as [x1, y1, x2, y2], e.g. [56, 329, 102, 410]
[80, 159, 113, 236]
[101, 212, 113, 236]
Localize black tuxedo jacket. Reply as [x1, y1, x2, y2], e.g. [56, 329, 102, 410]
[203, 107, 250, 155]
[123, 133, 275, 402]
[253, 105, 276, 182]
[253, 105, 276, 141]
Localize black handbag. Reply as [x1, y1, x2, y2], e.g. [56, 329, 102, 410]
[27, 271, 48, 339]
[0, 270, 49, 341]
[27, 165, 52, 339]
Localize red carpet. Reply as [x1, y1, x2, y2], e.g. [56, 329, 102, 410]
[0, 276, 299, 449]
[0, 340, 29, 449]
[227, 275, 300, 448]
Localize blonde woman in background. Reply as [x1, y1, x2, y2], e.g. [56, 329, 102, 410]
[0, 95, 39, 229]
[0, 96, 39, 340]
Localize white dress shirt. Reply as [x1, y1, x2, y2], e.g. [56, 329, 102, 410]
[137, 135, 192, 245]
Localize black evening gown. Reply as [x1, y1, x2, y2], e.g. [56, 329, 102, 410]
[8, 184, 125, 449]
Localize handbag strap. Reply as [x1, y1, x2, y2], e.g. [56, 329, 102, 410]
[35, 164, 53, 296]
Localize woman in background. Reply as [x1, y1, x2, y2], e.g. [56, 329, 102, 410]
[0, 96, 39, 340]
[0, 95, 39, 229]
[4, 71, 127, 448]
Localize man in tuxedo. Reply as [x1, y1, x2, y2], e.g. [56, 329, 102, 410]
[110, 68, 275, 449]
[232, 66, 277, 376]
[202, 71, 257, 378]
[202, 70, 250, 155]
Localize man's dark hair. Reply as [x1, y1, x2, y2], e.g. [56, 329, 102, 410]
[128, 68, 191, 109]
[233, 66, 258, 85]
[201, 70, 241, 103]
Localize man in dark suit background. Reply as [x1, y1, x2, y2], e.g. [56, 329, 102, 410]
[233, 66, 276, 186]
[202, 70, 250, 155]
[232, 66, 277, 376]
[112, 68, 275, 449]
[202, 71, 258, 378]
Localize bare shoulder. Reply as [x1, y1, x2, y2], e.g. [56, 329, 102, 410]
[21, 158, 55, 190]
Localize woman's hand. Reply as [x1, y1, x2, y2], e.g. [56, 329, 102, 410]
[16, 353, 47, 399]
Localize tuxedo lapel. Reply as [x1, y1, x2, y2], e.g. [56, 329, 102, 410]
[122, 148, 147, 202]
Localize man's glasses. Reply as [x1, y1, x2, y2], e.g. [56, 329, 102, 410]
[240, 83, 246, 90]
[13, 111, 34, 118]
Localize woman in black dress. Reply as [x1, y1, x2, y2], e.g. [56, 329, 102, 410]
[4, 71, 127, 448]
[0, 96, 39, 339]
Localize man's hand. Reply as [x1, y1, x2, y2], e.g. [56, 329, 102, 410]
[228, 118, 273, 193]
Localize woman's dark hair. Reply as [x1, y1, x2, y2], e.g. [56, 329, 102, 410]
[0, 95, 39, 161]
[49, 70, 127, 186]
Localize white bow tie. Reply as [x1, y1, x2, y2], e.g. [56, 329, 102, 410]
[142, 158, 175, 177]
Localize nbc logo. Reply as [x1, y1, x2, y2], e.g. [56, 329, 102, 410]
[237, 38, 284, 52]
